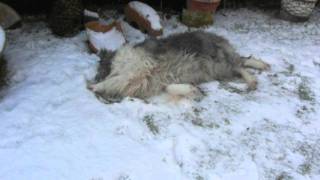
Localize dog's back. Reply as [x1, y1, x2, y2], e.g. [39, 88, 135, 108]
[138, 31, 239, 63]
[136, 31, 241, 83]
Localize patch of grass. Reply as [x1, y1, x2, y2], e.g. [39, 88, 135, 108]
[280, 61, 296, 76]
[195, 175, 204, 180]
[275, 172, 293, 180]
[313, 61, 320, 67]
[118, 174, 131, 180]
[190, 116, 220, 129]
[224, 118, 231, 125]
[219, 82, 246, 94]
[295, 105, 315, 119]
[297, 82, 315, 102]
[298, 162, 312, 175]
[193, 107, 206, 116]
[287, 64, 295, 74]
[142, 114, 159, 135]
[232, 23, 250, 33]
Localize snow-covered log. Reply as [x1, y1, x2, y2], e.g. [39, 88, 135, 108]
[124, 1, 163, 37]
[0, 26, 5, 55]
[0, 2, 21, 29]
[85, 21, 126, 53]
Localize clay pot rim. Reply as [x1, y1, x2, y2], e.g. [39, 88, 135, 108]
[85, 21, 122, 33]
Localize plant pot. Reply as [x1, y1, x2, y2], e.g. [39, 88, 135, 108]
[181, 9, 214, 27]
[280, 0, 318, 22]
[85, 21, 126, 53]
[187, 0, 221, 13]
[124, 1, 163, 37]
[182, 0, 221, 27]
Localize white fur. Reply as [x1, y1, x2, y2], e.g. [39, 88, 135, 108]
[91, 46, 160, 97]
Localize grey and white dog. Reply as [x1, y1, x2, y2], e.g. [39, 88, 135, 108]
[89, 31, 270, 101]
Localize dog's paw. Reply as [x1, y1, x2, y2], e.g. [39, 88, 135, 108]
[87, 84, 99, 92]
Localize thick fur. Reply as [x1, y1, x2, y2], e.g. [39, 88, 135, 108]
[90, 31, 269, 100]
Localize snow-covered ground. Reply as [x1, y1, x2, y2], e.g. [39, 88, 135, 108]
[0, 26, 5, 54]
[0, 8, 320, 180]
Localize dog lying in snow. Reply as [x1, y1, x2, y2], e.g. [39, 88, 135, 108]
[89, 31, 270, 101]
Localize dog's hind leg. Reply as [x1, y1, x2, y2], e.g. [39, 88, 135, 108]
[166, 84, 203, 101]
[235, 68, 258, 90]
[88, 76, 126, 97]
[242, 57, 270, 70]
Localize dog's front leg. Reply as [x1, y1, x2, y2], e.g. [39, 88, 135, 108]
[235, 68, 258, 91]
[88, 81, 108, 93]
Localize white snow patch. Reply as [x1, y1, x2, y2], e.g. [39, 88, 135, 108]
[84, 9, 99, 19]
[86, 27, 126, 52]
[0, 26, 5, 54]
[128, 1, 162, 30]
[120, 21, 146, 44]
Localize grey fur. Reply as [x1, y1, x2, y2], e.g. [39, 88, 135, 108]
[95, 50, 115, 82]
[90, 31, 269, 100]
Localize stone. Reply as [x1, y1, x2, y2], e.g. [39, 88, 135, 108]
[187, 0, 221, 12]
[0, 2, 21, 29]
[85, 21, 126, 53]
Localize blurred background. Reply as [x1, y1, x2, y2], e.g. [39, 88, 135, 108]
[1, 0, 286, 15]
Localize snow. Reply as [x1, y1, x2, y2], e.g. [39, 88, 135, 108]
[86, 27, 126, 52]
[1, 8, 320, 180]
[0, 26, 5, 54]
[84, 9, 99, 19]
[128, 1, 162, 30]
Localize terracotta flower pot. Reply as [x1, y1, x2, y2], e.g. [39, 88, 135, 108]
[124, 1, 163, 37]
[85, 21, 123, 33]
[187, 0, 221, 13]
[182, 0, 221, 27]
[85, 21, 125, 53]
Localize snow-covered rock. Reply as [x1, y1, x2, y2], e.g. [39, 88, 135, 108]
[83, 9, 100, 24]
[0, 2, 21, 29]
[125, 1, 163, 36]
[86, 21, 126, 52]
[0, 25, 5, 55]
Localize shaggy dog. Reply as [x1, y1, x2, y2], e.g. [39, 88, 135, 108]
[89, 31, 270, 101]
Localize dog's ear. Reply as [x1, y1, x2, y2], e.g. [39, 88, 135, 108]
[95, 50, 115, 82]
